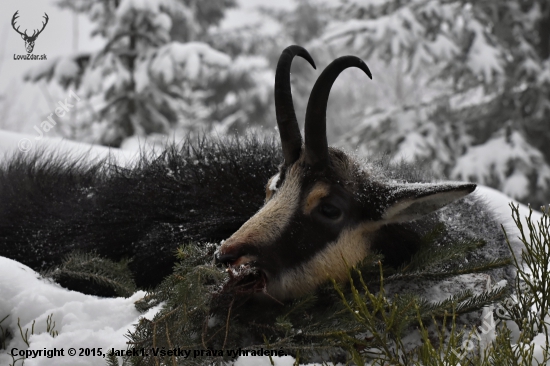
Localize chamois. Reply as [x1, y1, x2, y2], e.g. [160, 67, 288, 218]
[216, 46, 512, 300]
[0, 46, 510, 299]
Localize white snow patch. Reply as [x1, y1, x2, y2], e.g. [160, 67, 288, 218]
[150, 42, 230, 83]
[54, 58, 80, 83]
[0, 257, 161, 366]
[234, 355, 297, 366]
[464, 18, 503, 82]
[116, 0, 167, 17]
[475, 185, 543, 259]
[452, 129, 550, 201]
[0, 129, 136, 165]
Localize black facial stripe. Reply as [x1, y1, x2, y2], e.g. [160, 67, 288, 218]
[259, 177, 362, 278]
[258, 211, 344, 276]
[256, 154, 370, 280]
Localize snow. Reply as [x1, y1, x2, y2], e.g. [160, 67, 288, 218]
[0, 129, 137, 165]
[116, 0, 176, 17]
[464, 15, 504, 82]
[23, 54, 88, 87]
[324, 0, 510, 84]
[452, 129, 550, 201]
[150, 42, 231, 83]
[234, 355, 297, 366]
[0, 260, 304, 366]
[133, 59, 151, 93]
[503, 173, 531, 200]
[23, 58, 58, 83]
[349, 0, 393, 6]
[54, 58, 80, 84]
[527, 331, 550, 364]
[448, 86, 495, 110]
[0, 257, 161, 366]
[80, 65, 105, 96]
[520, 57, 542, 76]
[475, 185, 543, 258]
[155, 12, 172, 32]
[220, 0, 291, 35]
[428, 32, 459, 60]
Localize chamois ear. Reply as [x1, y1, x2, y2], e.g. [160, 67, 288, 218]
[381, 182, 476, 223]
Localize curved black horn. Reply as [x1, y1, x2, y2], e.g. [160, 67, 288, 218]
[275, 45, 316, 165]
[304, 56, 372, 167]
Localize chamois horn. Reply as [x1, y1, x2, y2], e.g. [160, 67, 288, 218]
[275, 45, 316, 165]
[304, 56, 372, 167]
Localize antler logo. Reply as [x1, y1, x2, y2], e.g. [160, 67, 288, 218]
[12, 11, 49, 54]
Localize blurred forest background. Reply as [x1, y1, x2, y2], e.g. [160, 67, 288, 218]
[1, 0, 550, 208]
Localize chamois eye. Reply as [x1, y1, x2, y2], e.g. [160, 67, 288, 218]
[319, 203, 342, 220]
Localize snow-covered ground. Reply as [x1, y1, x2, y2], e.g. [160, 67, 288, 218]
[0, 257, 301, 366]
[0, 129, 137, 165]
[0, 129, 545, 365]
[0, 258, 160, 366]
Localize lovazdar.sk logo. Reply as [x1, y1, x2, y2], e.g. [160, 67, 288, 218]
[12, 10, 48, 60]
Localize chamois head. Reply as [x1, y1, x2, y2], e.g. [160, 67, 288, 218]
[216, 46, 476, 300]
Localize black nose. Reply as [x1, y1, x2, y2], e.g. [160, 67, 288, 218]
[214, 251, 240, 265]
[215, 243, 259, 266]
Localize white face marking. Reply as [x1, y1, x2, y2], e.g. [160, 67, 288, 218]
[220, 166, 303, 255]
[269, 173, 280, 192]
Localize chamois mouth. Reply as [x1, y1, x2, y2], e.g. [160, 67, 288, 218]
[220, 261, 270, 297]
[214, 250, 280, 301]
[229, 255, 255, 268]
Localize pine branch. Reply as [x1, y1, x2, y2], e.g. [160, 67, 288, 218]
[386, 257, 512, 282]
[42, 251, 136, 297]
[400, 237, 485, 273]
[455, 286, 509, 314]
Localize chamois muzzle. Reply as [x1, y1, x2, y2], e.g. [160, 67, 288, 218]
[214, 241, 258, 267]
[215, 251, 240, 266]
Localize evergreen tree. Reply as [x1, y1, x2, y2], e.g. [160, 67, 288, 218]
[24, 0, 275, 146]
[323, 0, 550, 208]
[208, 0, 336, 138]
